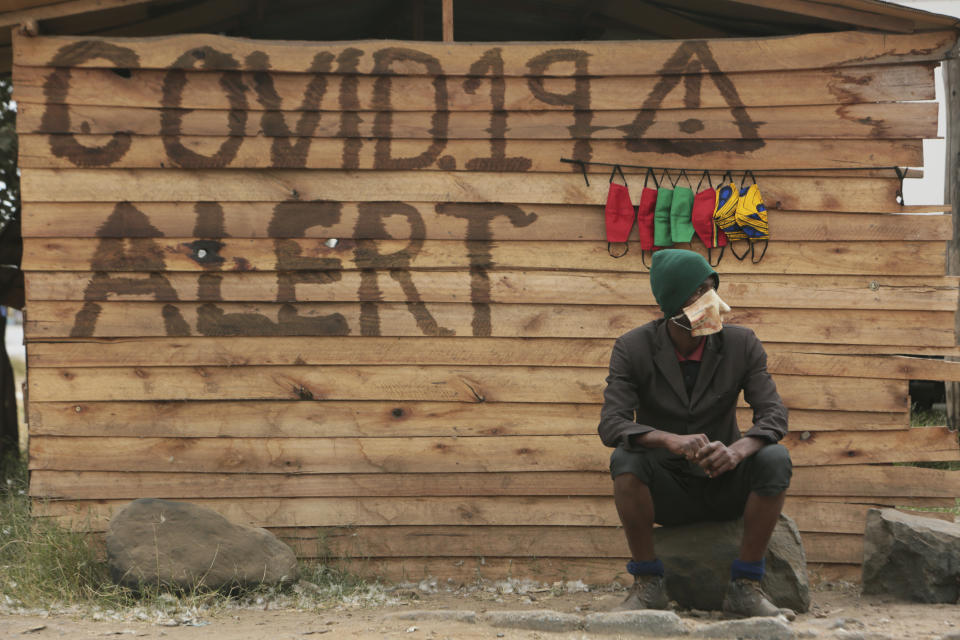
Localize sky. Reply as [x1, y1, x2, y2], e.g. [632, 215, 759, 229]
[888, 0, 960, 205]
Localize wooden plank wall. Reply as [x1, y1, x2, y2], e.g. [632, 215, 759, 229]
[12, 29, 960, 583]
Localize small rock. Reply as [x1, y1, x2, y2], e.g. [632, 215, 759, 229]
[833, 631, 896, 640]
[386, 610, 477, 624]
[405, 626, 417, 633]
[830, 618, 866, 630]
[584, 610, 686, 636]
[693, 617, 796, 640]
[482, 610, 581, 633]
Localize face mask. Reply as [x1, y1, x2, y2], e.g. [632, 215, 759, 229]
[672, 288, 731, 337]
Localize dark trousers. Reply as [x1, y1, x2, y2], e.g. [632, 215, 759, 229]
[610, 443, 792, 526]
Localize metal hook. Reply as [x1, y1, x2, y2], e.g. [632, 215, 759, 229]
[575, 160, 589, 187]
[894, 166, 906, 206]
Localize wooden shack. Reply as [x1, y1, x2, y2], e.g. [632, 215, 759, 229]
[4, 0, 960, 583]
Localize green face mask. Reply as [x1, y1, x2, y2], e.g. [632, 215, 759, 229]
[670, 186, 695, 243]
[653, 188, 674, 247]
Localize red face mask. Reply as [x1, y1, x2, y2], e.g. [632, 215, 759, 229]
[636, 185, 658, 252]
[692, 187, 726, 249]
[691, 173, 727, 267]
[605, 182, 634, 243]
[604, 166, 635, 257]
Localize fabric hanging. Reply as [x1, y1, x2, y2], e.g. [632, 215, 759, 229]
[712, 172, 749, 260]
[669, 169, 696, 244]
[653, 170, 675, 248]
[734, 170, 769, 263]
[636, 168, 659, 266]
[691, 171, 726, 267]
[604, 165, 634, 257]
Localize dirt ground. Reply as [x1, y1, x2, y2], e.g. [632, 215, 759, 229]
[1, 580, 958, 640]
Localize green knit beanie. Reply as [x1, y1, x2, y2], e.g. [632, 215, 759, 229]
[649, 249, 719, 317]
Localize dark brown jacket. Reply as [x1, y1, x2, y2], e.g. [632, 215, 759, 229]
[598, 319, 787, 450]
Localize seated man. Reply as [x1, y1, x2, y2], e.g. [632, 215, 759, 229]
[598, 248, 792, 618]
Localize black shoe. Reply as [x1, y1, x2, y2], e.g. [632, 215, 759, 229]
[722, 578, 796, 620]
[611, 574, 670, 611]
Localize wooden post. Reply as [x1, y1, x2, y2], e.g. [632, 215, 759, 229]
[442, 0, 453, 42]
[944, 49, 960, 428]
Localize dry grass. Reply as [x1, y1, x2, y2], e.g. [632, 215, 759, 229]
[0, 453, 382, 616]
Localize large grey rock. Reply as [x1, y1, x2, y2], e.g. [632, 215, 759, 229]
[862, 508, 960, 603]
[106, 498, 299, 591]
[655, 514, 809, 613]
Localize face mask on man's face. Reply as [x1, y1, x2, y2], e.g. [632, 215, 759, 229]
[671, 288, 731, 337]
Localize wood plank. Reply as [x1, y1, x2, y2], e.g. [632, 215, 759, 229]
[29, 465, 955, 501]
[18, 170, 908, 213]
[16, 103, 939, 140]
[13, 30, 956, 73]
[0, 0, 63, 12]
[27, 400, 605, 437]
[22, 271, 957, 312]
[25, 337, 960, 383]
[728, 0, 914, 33]
[0, 0, 156, 28]
[808, 563, 861, 583]
[94, 0, 248, 38]
[25, 365, 907, 411]
[30, 0, 188, 36]
[277, 526, 873, 563]
[821, 0, 960, 27]
[804, 496, 956, 509]
[11, 63, 937, 112]
[26, 400, 907, 442]
[16, 134, 925, 172]
[441, 0, 452, 42]
[24, 301, 956, 346]
[27, 398, 906, 438]
[27, 429, 958, 478]
[286, 525, 616, 558]
[26, 470, 618, 500]
[30, 493, 948, 534]
[30, 465, 960, 505]
[766, 352, 960, 382]
[796, 532, 862, 565]
[20, 239, 947, 278]
[771, 342, 960, 357]
[781, 427, 960, 467]
[791, 464, 960, 498]
[20, 202, 952, 242]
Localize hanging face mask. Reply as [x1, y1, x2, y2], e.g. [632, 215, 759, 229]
[636, 168, 659, 268]
[691, 171, 727, 267]
[671, 288, 731, 337]
[604, 165, 635, 258]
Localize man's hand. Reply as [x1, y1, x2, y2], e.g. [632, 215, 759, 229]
[664, 433, 710, 460]
[695, 441, 744, 478]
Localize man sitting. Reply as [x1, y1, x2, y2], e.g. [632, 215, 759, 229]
[598, 249, 793, 618]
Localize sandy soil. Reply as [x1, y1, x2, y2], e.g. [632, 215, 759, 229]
[1, 581, 958, 640]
